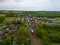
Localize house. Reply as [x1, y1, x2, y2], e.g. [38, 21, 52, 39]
[52, 20, 60, 25]
[22, 17, 24, 22]
[9, 29, 16, 34]
[42, 18, 60, 25]
[46, 18, 57, 21]
[8, 24, 17, 34]
[35, 19, 38, 23]
[16, 18, 21, 21]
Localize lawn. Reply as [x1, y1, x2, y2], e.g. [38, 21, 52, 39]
[0, 17, 16, 25]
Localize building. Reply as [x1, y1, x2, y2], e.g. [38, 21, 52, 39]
[42, 18, 60, 25]
[8, 24, 17, 34]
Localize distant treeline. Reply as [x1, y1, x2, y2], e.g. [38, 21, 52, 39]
[24, 11, 60, 17]
[0, 11, 60, 17]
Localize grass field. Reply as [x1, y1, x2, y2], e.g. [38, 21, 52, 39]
[0, 17, 16, 25]
[24, 11, 60, 17]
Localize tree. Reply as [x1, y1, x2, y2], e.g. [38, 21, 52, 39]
[0, 16, 5, 23]
[49, 33, 60, 43]
[6, 12, 18, 17]
[1, 36, 13, 45]
[15, 36, 30, 45]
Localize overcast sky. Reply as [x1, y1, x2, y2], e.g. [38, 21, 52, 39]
[0, 0, 60, 11]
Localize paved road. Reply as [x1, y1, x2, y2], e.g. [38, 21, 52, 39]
[25, 16, 42, 45]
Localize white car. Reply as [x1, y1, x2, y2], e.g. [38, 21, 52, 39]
[29, 23, 31, 26]
[31, 29, 34, 34]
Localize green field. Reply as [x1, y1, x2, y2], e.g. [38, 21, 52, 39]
[23, 11, 60, 17]
[0, 17, 16, 25]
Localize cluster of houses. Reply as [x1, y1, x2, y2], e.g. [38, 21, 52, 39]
[42, 18, 60, 26]
[28, 14, 60, 26]
[0, 20, 21, 42]
[0, 18, 20, 41]
[28, 14, 40, 23]
[0, 23, 20, 41]
[29, 15, 60, 26]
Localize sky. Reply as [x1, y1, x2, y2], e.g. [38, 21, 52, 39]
[0, 0, 60, 11]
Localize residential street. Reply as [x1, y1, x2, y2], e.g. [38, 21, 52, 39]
[25, 15, 42, 45]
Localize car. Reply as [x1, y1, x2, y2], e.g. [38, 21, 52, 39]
[31, 29, 34, 35]
[28, 23, 31, 26]
[31, 21, 34, 23]
[28, 19, 30, 23]
[30, 18, 33, 21]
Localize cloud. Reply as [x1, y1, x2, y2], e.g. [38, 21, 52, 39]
[0, 0, 60, 11]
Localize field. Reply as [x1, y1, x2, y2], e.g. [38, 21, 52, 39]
[0, 17, 16, 25]
[24, 11, 60, 17]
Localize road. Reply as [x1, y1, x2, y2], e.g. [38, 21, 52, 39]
[25, 16, 42, 45]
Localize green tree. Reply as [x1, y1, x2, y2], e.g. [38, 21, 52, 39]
[1, 36, 13, 45]
[0, 16, 5, 23]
